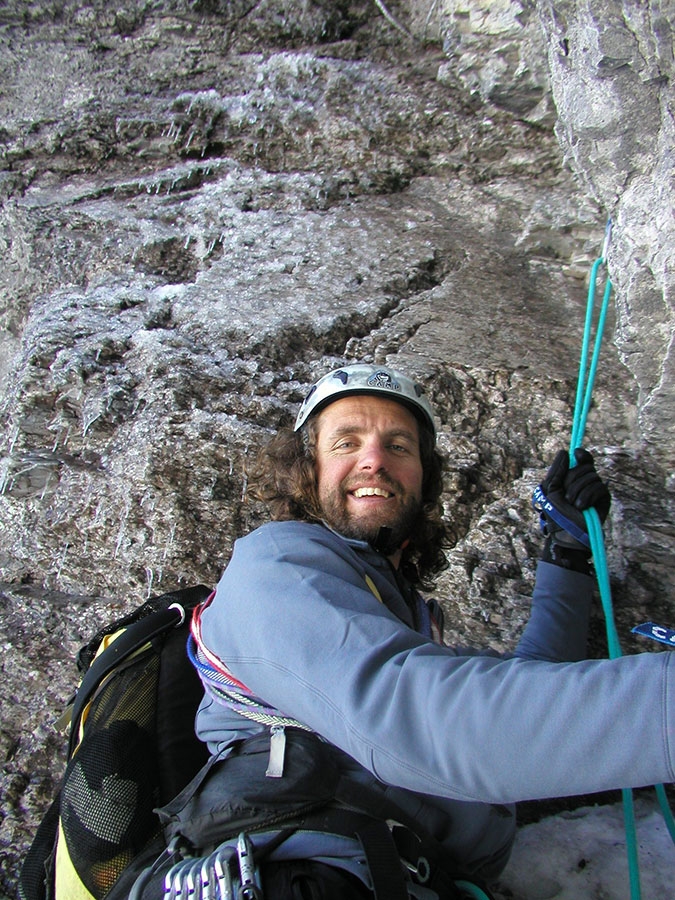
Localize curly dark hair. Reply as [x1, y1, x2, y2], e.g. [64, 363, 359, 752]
[246, 417, 450, 589]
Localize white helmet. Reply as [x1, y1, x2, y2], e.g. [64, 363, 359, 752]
[294, 364, 436, 436]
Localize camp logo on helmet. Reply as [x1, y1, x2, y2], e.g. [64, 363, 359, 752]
[367, 371, 401, 392]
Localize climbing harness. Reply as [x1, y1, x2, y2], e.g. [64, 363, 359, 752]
[570, 220, 675, 900]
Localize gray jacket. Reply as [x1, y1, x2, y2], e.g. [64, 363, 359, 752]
[196, 520, 674, 877]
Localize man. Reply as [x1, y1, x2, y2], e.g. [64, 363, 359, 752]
[188, 364, 673, 898]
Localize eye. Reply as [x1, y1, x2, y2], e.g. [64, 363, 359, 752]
[389, 439, 416, 454]
[333, 438, 357, 451]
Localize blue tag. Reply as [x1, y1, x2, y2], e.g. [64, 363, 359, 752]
[632, 622, 675, 648]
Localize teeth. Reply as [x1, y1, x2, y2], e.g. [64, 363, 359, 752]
[353, 487, 392, 498]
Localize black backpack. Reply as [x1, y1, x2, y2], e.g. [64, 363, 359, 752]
[18, 585, 211, 900]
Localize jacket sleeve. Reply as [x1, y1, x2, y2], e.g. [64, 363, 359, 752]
[514, 561, 594, 661]
[200, 523, 675, 806]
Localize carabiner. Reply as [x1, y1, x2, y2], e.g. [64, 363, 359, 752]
[236, 833, 263, 900]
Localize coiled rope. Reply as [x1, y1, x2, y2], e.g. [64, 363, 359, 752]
[569, 220, 675, 900]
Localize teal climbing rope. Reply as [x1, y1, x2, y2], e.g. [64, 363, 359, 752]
[569, 224, 622, 659]
[569, 220, 675, 900]
[453, 881, 493, 900]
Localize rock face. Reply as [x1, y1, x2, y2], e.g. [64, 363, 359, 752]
[543, 0, 675, 466]
[423, 0, 675, 465]
[1, 1, 673, 894]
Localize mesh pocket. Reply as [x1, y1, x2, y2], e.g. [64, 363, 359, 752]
[60, 652, 162, 898]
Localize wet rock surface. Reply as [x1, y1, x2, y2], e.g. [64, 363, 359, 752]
[1, 2, 674, 895]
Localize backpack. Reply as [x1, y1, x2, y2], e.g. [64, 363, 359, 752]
[18, 584, 212, 900]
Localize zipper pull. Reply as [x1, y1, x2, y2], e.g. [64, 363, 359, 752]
[266, 724, 286, 778]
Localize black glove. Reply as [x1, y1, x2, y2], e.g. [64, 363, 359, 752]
[533, 448, 611, 570]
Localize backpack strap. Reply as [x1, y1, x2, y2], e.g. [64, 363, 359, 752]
[333, 776, 492, 899]
[17, 794, 61, 900]
[353, 818, 409, 900]
[67, 603, 186, 756]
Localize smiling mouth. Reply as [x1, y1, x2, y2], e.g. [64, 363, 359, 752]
[351, 486, 394, 499]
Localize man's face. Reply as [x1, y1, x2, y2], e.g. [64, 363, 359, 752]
[313, 395, 424, 563]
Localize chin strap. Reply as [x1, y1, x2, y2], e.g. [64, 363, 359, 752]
[370, 527, 412, 557]
[370, 526, 394, 555]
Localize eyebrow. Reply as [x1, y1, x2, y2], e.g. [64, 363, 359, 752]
[322, 423, 419, 443]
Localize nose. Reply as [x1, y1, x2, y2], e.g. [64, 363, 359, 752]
[356, 437, 387, 473]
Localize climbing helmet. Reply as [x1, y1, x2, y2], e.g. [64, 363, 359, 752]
[294, 364, 436, 437]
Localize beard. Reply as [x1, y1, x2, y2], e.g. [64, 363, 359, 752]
[319, 474, 423, 555]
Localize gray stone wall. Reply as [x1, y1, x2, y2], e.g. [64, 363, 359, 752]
[419, 0, 675, 468]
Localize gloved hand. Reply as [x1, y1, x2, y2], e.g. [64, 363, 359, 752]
[532, 448, 611, 553]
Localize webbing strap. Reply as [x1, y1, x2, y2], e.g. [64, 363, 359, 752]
[300, 805, 466, 900]
[355, 819, 409, 900]
[333, 777, 488, 899]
